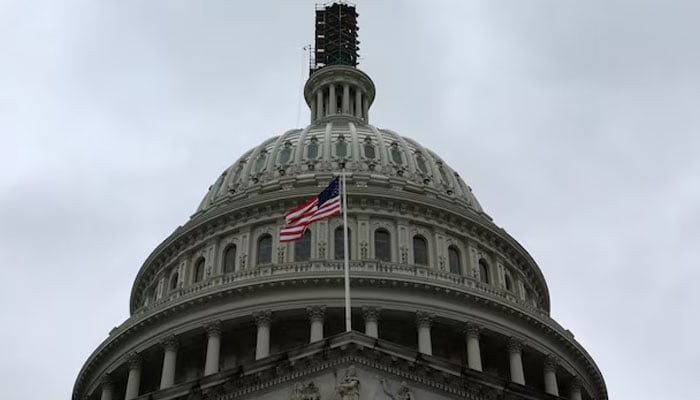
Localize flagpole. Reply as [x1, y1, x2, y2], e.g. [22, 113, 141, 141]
[342, 169, 351, 332]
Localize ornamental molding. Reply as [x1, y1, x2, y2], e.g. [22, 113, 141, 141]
[362, 306, 381, 322]
[415, 312, 434, 328]
[253, 310, 272, 326]
[205, 320, 222, 337]
[161, 334, 179, 351]
[307, 306, 326, 322]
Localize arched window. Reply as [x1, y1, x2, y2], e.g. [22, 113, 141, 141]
[413, 235, 428, 265]
[448, 246, 461, 274]
[374, 229, 391, 262]
[363, 137, 375, 159]
[294, 229, 312, 262]
[169, 271, 179, 291]
[193, 257, 205, 283]
[478, 258, 489, 284]
[223, 244, 237, 273]
[277, 142, 292, 165]
[390, 142, 403, 164]
[334, 226, 351, 260]
[254, 150, 267, 173]
[257, 234, 272, 265]
[307, 137, 319, 160]
[336, 135, 348, 158]
[505, 272, 513, 292]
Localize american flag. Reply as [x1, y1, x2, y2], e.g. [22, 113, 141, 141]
[280, 177, 342, 242]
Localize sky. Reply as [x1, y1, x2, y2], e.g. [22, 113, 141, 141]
[1, 1, 699, 399]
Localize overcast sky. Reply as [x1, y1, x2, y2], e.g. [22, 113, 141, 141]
[2, 1, 699, 399]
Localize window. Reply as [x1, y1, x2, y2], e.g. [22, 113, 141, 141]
[169, 272, 179, 291]
[223, 245, 237, 273]
[336, 135, 348, 158]
[294, 230, 311, 262]
[505, 272, 513, 292]
[363, 137, 375, 159]
[334, 226, 351, 260]
[415, 153, 428, 174]
[413, 235, 428, 265]
[390, 143, 403, 164]
[193, 257, 205, 283]
[257, 234, 272, 265]
[254, 150, 267, 173]
[374, 229, 391, 262]
[278, 142, 292, 165]
[448, 246, 461, 274]
[307, 137, 319, 160]
[478, 258, 489, 284]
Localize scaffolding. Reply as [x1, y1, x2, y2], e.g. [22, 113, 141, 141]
[310, 1, 360, 75]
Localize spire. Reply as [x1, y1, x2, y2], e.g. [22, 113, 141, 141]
[310, 2, 360, 75]
[304, 2, 375, 123]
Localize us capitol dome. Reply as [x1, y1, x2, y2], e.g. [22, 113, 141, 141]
[73, 3, 607, 400]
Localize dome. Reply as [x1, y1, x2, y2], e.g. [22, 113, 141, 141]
[74, 5, 606, 400]
[194, 118, 484, 216]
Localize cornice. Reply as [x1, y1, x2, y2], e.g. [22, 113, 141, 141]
[76, 272, 604, 400]
[130, 188, 550, 314]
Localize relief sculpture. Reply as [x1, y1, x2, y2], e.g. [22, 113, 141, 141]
[291, 381, 321, 400]
[380, 379, 415, 400]
[335, 366, 360, 400]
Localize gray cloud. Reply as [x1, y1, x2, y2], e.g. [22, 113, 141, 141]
[1, 1, 697, 399]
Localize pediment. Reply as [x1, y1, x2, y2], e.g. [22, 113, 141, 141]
[190, 332, 504, 400]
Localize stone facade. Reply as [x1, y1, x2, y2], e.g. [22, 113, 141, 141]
[73, 5, 606, 400]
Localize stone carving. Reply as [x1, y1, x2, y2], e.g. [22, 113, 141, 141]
[239, 253, 247, 269]
[291, 381, 321, 400]
[507, 337, 522, 354]
[335, 366, 360, 400]
[380, 379, 415, 400]
[400, 247, 408, 264]
[161, 334, 179, 351]
[415, 312, 433, 328]
[307, 305, 326, 322]
[362, 306, 381, 322]
[464, 322, 481, 339]
[360, 241, 368, 259]
[318, 241, 327, 259]
[254, 310, 272, 326]
[205, 320, 222, 336]
[278, 246, 286, 264]
[544, 354, 559, 372]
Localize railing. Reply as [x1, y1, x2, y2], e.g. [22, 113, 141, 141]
[136, 260, 547, 321]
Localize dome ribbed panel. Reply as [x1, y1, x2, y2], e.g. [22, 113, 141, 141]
[194, 120, 484, 214]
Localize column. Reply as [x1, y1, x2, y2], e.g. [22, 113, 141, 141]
[362, 306, 380, 338]
[464, 322, 483, 371]
[362, 95, 369, 121]
[569, 376, 583, 400]
[355, 90, 362, 118]
[100, 375, 113, 400]
[416, 312, 433, 355]
[204, 321, 222, 375]
[328, 84, 337, 115]
[124, 353, 141, 400]
[254, 310, 272, 359]
[342, 84, 350, 114]
[316, 89, 324, 119]
[310, 98, 317, 121]
[159, 335, 179, 389]
[507, 337, 525, 385]
[544, 354, 560, 396]
[307, 306, 326, 343]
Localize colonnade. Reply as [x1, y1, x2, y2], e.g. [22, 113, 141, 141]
[310, 82, 368, 122]
[101, 308, 581, 400]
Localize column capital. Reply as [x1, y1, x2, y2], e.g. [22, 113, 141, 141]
[126, 352, 142, 370]
[415, 311, 434, 328]
[570, 376, 583, 391]
[204, 320, 222, 337]
[253, 310, 272, 327]
[362, 306, 381, 322]
[307, 305, 326, 322]
[463, 322, 481, 338]
[507, 337, 523, 354]
[544, 354, 559, 372]
[161, 334, 179, 351]
[100, 373, 114, 387]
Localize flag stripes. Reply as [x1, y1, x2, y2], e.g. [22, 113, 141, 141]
[279, 177, 341, 243]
